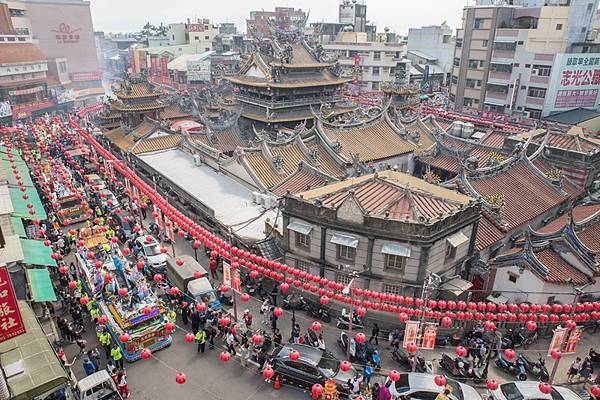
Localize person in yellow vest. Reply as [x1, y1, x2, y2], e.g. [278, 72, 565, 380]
[110, 343, 123, 369]
[195, 329, 206, 353]
[167, 309, 177, 324]
[98, 329, 112, 358]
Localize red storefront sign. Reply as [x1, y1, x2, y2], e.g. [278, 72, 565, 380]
[160, 57, 169, 77]
[186, 24, 205, 32]
[0, 266, 26, 343]
[9, 86, 44, 96]
[555, 89, 599, 108]
[70, 72, 102, 82]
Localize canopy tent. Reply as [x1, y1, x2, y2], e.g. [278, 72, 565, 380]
[20, 238, 56, 267]
[1, 158, 35, 187]
[26, 268, 57, 301]
[0, 301, 68, 400]
[9, 186, 46, 220]
[11, 216, 27, 238]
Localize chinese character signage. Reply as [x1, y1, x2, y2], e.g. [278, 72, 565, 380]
[403, 321, 419, 349]
[548, 326, 567, 356]
[421, 323, 438, 350]
[232, 269, 241, 293]
[186, 24, 205, 32]
[0, 266, 26, 343]
[564, 326, 583, 354]
[69, 72, 102, 82]
[51, 23, 81, 44]
[160, 57, 169, 78]
[222, 261, 231, 287]
[549, 53, 600, 111]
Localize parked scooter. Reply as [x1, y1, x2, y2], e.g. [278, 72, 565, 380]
[439, 353, 484, 384]
[365, 342, 381, 371]
[336, 308, 365, 330]
[338, 331, 368, 364]
[304, 330, 326, 350]
[590, 348, 600, 364]
[521, 353, 549, 382]
[282, 293, 307, 310]
[391, 346, 429, 373]
[495, 352, 528, 381]
[305, 302, 331, 323]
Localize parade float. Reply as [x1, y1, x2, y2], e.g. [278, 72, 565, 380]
[76, 226, 172, 362]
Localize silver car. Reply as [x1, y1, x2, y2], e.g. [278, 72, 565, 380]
[490, 381, 583, 400]
[388, 372, 481, 400]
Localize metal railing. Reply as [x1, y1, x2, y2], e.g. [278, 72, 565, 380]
[235, 93, 342, 109]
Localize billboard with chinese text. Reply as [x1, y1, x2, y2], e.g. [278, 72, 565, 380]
[0, 266, 26, 343]
[544, 53, 600, 116]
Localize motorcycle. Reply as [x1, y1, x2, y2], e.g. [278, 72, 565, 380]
[391, 346, 428, 372]
[218, 285, 234, 306]
[521, 353, 549, 382]
[282, 293, 307, 310]
[338, 331, 368, 364]
[305, 302, 331, 323]
[336, 308, 365, 330]
[439, 353, 484, 384]
[365, 342, 381, 371]
[495, 352, 528, 381]
[590, 348, 600, 364]
[304, 330, 325, 350]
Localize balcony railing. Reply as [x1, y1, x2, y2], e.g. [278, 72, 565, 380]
[489, 71, 512, 81]
[486, 91, 508, 100]
[492, 49, 516, 59]
[526, 96, 545, 106]
[530, 75, 549, 85]
[235, 93, 342, 109]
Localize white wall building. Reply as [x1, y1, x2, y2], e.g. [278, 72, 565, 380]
[407, 23, 455, 75]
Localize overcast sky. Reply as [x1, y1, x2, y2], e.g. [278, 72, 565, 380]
[90, 0, 474, 35]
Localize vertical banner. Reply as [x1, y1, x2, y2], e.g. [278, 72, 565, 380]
[153, 205, 163, 230]
[421, 323, 438, 350]
[548, 326, 568, 356]
[564, 327, 583, 354]
[232, 269, 241, 293]
[0, 266, 26, 343]
[222, 261, 231, 287]
[161, 57, 169, 78]
[165, 219, 175, 242]
[150, 57, 158, 77]
[403, 321, 420, 349]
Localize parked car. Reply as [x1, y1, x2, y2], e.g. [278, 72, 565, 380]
[96, 189, 120, 212]
[388, 372, 480, 400]
[85, 174, 106, 191]
[135, 235, 168, 274]
[75, 370, 122, 400]
[271, 343, 357, 393]
[490, 381, 582, 400]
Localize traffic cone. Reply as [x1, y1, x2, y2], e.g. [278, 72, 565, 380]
[273, 376, 281, 390]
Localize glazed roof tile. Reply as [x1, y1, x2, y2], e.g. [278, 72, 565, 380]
[271, 167, 331, 196]
[531, 159, 583, 198]
[480, 132, 507, 148]
[511, 129, 600, 154]
[534, 248, 590, 285]
[111, 100, 166, 112]
[537, 203, 600, 236]
[160, 105, 191, 120]
[132, 135, 183, 155]
[320, 119, 416, 162]
[114, 82, 161, 100]
[104, 127, 135, 152]
[190, 126, 247, 153]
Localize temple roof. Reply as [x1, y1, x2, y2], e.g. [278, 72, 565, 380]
[159, 104, 192, 120]
[103, 127, 135, 152]
[294, 170, 473, 225]
[239, 135, 345, 190]
[509, 127, 600, 154]
[0, 43, 46, 64]
[189, 125, 248, 154]
[317, 117, 418, 163]
[111, 100, 166, 113]
[131, 135, 183, 155]
[113, 81, 161, 100]
[271, 161, 338, 196]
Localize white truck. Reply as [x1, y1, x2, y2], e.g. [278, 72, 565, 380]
[75, 370, 122, 400]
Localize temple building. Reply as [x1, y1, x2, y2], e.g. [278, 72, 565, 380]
[280, 171, 480, 297]
[226, 20, 350, 125]
[489, 201, 600, 304]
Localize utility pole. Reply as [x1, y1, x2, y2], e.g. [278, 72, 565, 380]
[343, 270, 359, 360]
[548, 281, 590, 383]
[413, 271, 440, 372]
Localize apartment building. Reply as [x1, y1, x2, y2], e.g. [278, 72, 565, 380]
[323, 31, 406, 92]
[450, 0, 600, 119]
[246, 7, 306, 38]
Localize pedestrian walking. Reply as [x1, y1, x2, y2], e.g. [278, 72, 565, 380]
[111, 344, 124, 369]
[243, 309, 253, 330]
[579, 357, 594, 382]
[270, 284, 278, 306]
[117, 370, 130, 398]
[270, 307, 278, 332]
[98, 328, 112, 358]
[195, 329, 206, 353]
[190, 309, 200, 335]
[209, 258, 218, 280]
[369, 323, 380, 345]
[240, 343, 251, 368]
[568, 357, 582, 383]
[82, 357, 97, 376]
[180, 300, 189, 326]
[226, 330, 238, 356]
[363, 361, 373, 384]
[260, 298, 270, 325]
[207, 325, 216, 349]
[273, 328, 282, 345]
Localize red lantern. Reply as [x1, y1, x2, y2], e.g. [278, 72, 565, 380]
[273, 307, 283, 317]
[434, 375, 446, 387]
[455, 346, 467, 358]
[406, 342, 418, 354]
[591, 385, 600, 397]
[153, 273, 163, 283]
[98, 315, 108, 325]
[398, 312, 409, 323]
[504, 348, 516, 361]
[289, 350, 300, 361]
[312, 383, 324, 398]
[441, 317, 452, 328]
[538, 383, 552, 395]
[175, 373, 186, 385]
[262, 366, 275, 380]
[486, 379, 499, 391]
[160, 247, 168, 254]
[219, 317, 231, 327]
[80, 296, 89, 306]
[219, 351, 231, 363]
[550, 349, 562, 360]
[220, 285, 230, 294]
[240, 293, 250, 302]
[311, 321, 321, 332]
[196, 303, 207, 313]
[141, 348, 152, 360]
[184, 332, 195, 343]
[169, 287, 180, 296]
[526, 321, 537, 331]
[165, 322, 175, 332]
[252, 334, 263, 345]
[355, 332, 366, 344]
[194, 271, 203, 279]
[388, 370, 401, 382]
[484, 321, 496, 331]
[59, 265, 69, 274]
[320, 296, 330, 306]
[340, 360, 352, 372]
[356, 307, 367, 317]
[68, 280, 77, 289]
[565, 320, 576, 330]
[280, 282, 289, 293]
[119, 333, 130, 343]
[175, 258, 184, 266]
[122, 248, 131, 255]
[118, 287, 128, 297]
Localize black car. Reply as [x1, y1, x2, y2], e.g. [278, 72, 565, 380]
[270, 343, 357, 393]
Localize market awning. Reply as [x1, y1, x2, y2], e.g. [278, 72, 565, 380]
[11, 216, 27, 238]
[330, 233, 359, 248]
[26, 268, 57, 302]
[287, 221, 313, 235]
[2, 159, 34, 187]
[447, 231, 469, 247]
[9, 186, 46, 220]
[381, 243, 411, 257]
[20, 239, 56, 267]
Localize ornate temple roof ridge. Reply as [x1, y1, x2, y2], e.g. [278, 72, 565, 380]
[313, 98, 391, 130]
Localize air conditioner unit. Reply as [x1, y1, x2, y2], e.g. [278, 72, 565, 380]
[193, 155, 202, 166]
[252, 192, 262, 204]
[523, 111, 531, 118]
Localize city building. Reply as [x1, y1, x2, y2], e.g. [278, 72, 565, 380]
[450, 0, 600, 119]
[246, 7, 306, 38]
[406, 22, 455, 85]
[280, 171, 480, 296]
[308, 1, 377, 43]
[338, 0, 368, 33]
[166, 51, 214, 86]
[322, 31, 406, 92]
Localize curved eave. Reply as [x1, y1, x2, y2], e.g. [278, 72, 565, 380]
[111, 104, 167, 112]
[226, 76, 351, 88]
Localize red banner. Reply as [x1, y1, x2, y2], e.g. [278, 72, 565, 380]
[69, 72, 103, 82]
[564, 327, 583, 354]
[0, 266, 26, 343]
[421, 323, 438, 350]
[160, 57, 169, 77]
[150, 57, 158, 77]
